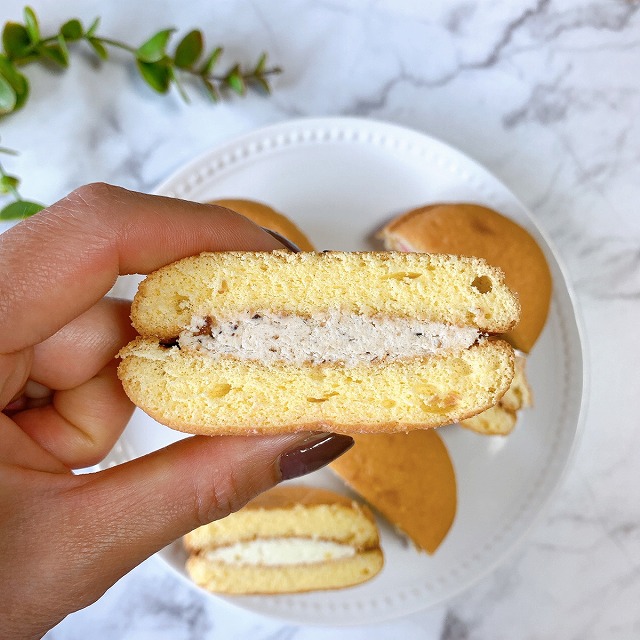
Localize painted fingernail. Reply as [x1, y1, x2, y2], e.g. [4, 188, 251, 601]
[261, 227, 302, 253]
[278, 433, 354, 481]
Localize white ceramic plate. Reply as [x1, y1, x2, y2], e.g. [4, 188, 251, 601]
[107, 117, 585, 625]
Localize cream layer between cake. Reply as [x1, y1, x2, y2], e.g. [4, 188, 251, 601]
[178, 310, 480, 367]
[204, 538, 357, 567]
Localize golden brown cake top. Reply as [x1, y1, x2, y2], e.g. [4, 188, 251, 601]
[210, 198, 315, 251]
[330, 429, 457, 554]
[244, 484, 368, 513]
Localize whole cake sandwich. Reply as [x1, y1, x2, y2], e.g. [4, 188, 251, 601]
[118, 250, 520, 435]
[330, 430, 457, 554]
[183, 485, 383, 594]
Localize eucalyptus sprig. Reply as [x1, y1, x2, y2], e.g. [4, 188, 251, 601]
[1, 7, 281, 114]
[0, 6, 282, 220]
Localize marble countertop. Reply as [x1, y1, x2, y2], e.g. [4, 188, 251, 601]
[2, 0, 639, 638]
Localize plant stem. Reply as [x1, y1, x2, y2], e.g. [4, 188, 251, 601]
[205, 67, 282, 82]
[94, 37, 138, 54]
[35, 35, 58, 46]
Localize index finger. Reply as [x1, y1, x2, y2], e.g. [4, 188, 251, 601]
[0, 183, 285, 353]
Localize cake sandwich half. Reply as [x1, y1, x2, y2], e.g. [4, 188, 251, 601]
[183, 485, 383, 594]
[117, 250, 520, 434]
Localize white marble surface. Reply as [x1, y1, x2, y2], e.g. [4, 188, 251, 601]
[2, 0, 639, 637]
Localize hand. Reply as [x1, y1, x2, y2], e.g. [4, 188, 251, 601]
[0, 184, 353, 640]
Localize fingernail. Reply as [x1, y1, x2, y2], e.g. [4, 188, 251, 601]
[278, 433, 354, 481]
[261, 227, 302, 253]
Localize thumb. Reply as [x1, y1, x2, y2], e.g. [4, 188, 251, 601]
[66, 432, 353, 597]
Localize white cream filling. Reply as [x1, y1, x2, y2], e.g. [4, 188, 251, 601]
[204, 538, 356, 566]
[178, 310, 480, 367]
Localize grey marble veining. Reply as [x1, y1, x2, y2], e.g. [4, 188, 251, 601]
[2, 0, 639, 638]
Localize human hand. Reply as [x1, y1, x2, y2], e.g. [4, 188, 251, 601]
[0, 184, 353, 639]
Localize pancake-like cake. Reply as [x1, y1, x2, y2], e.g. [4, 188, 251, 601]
[330, 430, 456, 554]
[379, 203, 551, 353]
[183, 485, 383, 594]
[210, 198, 315, 251]
[118, 251, 520, 434]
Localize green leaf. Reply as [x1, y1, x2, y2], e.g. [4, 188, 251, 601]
[87, 37, 108, 61]
[57, 33, 70, 65]
[0, 74, 17, 114]
[0, 199, 44, 220]
[0, 173, 19, 193]
[225, 65, 245, 96]
[0, 56, 26, 85]
[86, 17, 100, 38]
[199, 46, 222, 75]
[38, 44, 68, 68]
[61, 19, 83, 41]
[254, 52, 267, 74]
[174, 29, 203, 69]
[2, 23, 32, 59]
[13, 77, 28, 110]
[0, 56, 29, 110]
[23, 6, 40, 43]
[136, 29, 175, 63]
[202, 78, 219, 102]
[136, 59, 171, 93]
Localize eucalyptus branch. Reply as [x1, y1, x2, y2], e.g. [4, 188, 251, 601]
[0, 6, 282, 220]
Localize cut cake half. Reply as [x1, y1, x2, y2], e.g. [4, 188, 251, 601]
[118, 251, 520, 434]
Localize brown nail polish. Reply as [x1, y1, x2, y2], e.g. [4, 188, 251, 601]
[278, 433, 354, 481]
[261, 227, 302, 253]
